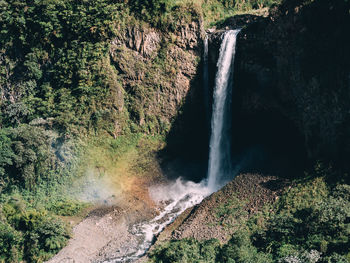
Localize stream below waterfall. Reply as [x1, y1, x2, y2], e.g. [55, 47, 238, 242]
[101, 179, 210, 263]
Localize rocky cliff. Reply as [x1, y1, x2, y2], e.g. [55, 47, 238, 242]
[109, 17, 209, 164]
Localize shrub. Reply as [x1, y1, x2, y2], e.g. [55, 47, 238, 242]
[24, 216, 70, 262]
[1, 201, 71, 262]
[219, 230, 273, 263]
[0, 222, 23, 263]
[1, 125, 58, 190]
[215, 194, 248, 228]
[253, 177, 350, 261]
[47, 199, 86, 216]
[149, 238, 220, 263]
[323, 253, 349, 263]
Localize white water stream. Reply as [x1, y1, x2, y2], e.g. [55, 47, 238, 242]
[103, 179, 210, 263]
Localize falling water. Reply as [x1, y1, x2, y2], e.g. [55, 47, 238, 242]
[203, 34, 210, 129]
[207, 29, 241, 191]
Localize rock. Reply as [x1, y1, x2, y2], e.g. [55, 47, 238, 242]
[111, 26, 162, 58]
[109, 18, 206, 150]
[175, 21, 202, 50]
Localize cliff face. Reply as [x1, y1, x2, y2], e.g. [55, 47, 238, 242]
[209, 0, 350, 169]
[109, 20, 205, 140]
[108, 19, 210, 168]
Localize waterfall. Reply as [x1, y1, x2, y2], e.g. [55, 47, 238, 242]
[203, 34, 210, 129]
[207, 29, 241, 191]
[100, 29, 240, 263]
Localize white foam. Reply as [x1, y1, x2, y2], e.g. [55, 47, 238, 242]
[103, 178, 212, 262]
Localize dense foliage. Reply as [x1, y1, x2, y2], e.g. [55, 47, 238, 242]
[0, 0, 277, 131]
[0, 198, 71, 262]
[127, 0, 280, 28]
[0, 0, 280, 136]
[0, 0, 125, 134]
[0, 1, 165, 260]
[1, 0, 347, 262]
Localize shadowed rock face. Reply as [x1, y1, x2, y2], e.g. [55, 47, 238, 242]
[208, 1, 350, 172]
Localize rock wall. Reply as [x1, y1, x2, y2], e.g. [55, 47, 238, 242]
[109, 19, 204, 132]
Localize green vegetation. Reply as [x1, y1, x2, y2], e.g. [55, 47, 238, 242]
[0, 124, 81, 262]
[0, 0, 276, 199]
[0, 197, 71, 262]
[0, 0, 277, 135]
[149, 238, 221, 263]
[126, 0, 280, 28]
[0, 0, 177, 260]
[2, 0, 346, 262]
[149, 167, 350, 263]
[215, 194, 247, 228]
[0, 0, 126, 135]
